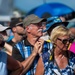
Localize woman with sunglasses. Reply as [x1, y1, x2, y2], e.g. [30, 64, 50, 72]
[35, 25, 75, 75]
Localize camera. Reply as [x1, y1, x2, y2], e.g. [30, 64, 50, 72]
[62, 11, 75, 20]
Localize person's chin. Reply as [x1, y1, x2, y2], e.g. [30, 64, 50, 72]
[40, 34, 43, 36]
[37, 35, 42, 38]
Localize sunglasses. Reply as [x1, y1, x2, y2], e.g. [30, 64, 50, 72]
[57, 38, 74, 44]
[16, 24, 25, 29]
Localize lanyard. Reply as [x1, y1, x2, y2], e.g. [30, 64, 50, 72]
[54, 59, 62, 75]
[53, 51, 71, 75]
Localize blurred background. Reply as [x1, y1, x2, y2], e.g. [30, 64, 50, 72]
[0, 0, 75, 26]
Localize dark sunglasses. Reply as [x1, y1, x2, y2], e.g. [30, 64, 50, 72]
[57, 38, 74, 44]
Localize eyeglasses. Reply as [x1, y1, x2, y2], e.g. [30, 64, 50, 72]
[57, 38, 74, 44]
[42, 22, 46, 26]
[32, 23, 42, 27]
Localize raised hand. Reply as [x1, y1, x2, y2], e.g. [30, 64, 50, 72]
[37, 39, 44, 55]
[32, 39, 44, 56]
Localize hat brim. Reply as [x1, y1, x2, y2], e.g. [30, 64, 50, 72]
[16, 22, 23, 26]
[0, 27, 9, 32]
[31, 18, 46, 24]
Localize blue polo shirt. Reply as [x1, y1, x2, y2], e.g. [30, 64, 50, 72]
[0, 51, 7, 75]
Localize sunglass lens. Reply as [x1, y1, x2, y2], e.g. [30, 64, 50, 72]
[69, 38, 74, 43]
[62, 39, 68, 44]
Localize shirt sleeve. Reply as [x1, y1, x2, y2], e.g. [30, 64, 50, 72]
[12, 47, 24, 62]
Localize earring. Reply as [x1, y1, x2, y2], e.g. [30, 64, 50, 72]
[53, 44, 56, 48]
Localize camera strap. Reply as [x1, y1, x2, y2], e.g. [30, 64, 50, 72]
[54, 59, 62, 75]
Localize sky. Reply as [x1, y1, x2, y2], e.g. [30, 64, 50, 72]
[0, 0, 75, 22]
[14, 0, 75, 13]
[0, 0, 75, 17]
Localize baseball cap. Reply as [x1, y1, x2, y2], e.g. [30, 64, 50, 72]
[10, 17, 23, 28]
[23, 14, 46, 27]
[0, 24, 9, 32]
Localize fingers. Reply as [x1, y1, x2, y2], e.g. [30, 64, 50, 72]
[32, 42, 40, 56]
[32, 39, 44, 56]
[35, 39, 44, 55]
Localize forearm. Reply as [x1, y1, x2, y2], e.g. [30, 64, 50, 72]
[4, 42, 12, 55]
[21, 53, 37, 74]
[35, 57, 44, 75]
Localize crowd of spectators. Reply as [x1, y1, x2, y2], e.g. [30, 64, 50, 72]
[0, 12, 75, 75]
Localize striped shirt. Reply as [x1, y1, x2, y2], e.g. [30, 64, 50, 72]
[15, 38, 52, 75]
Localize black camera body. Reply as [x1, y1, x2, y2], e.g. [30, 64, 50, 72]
[62, 11, 75, 20]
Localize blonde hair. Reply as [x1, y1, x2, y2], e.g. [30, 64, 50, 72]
[50, 25, 71, 43]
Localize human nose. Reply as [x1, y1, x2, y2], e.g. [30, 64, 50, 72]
[66, 41, 69, 45]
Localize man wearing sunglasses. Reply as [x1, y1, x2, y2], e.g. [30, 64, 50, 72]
[7, 17, 25, 56]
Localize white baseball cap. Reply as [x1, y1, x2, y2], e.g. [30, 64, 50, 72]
[0, 24, 10, 32]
